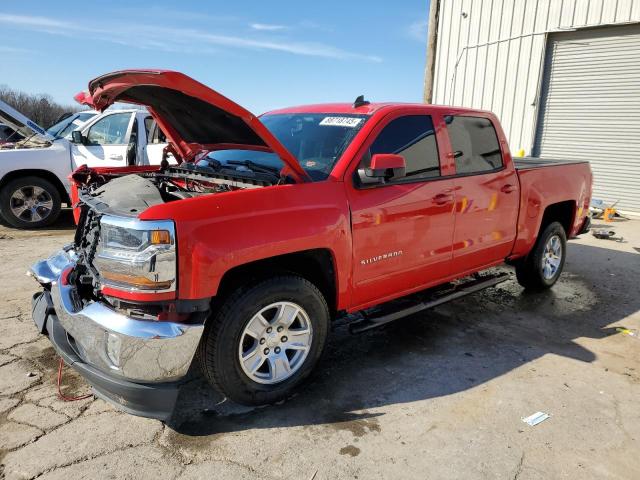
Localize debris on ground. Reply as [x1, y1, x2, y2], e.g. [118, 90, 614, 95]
[590, 199, 628, 221]
[616, 327, 638, 339]
[592, 229, 624, 242]
[521, 411, 551, 426]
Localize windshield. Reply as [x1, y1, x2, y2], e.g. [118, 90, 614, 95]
[202, 113, 368, 181]
[46, 112, 97, 138]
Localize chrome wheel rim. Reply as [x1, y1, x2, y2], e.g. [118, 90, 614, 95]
[238, 301, 313, 385]
[542, 234, 562, 280]
[9, 186, 53, 223]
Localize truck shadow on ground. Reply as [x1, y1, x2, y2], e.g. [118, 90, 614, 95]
[167, 242, 639, 437]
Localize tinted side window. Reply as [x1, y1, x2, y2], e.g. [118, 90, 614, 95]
[445, 116, 502, 174]
[368, 115, 440, 180]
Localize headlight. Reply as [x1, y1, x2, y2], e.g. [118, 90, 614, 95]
[94, 216, 176, 292]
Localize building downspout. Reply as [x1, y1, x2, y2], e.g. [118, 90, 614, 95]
[423, 0, 440, 103]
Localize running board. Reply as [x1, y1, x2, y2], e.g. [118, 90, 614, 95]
[348, 272, 511, 334]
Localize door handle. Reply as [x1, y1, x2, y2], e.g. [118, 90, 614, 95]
[432, 192, 453, 205]
[109, 154, 123, 160]
[501, 184, 516, 193]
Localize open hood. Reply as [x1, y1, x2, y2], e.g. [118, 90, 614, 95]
[0, 98, 55, 145]
[78, 70, 310, 182]
[73, 91, 94, 108]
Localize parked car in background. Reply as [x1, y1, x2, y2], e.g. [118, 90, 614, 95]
[29, 70, 592, 420]
[0, 99, 173, 228]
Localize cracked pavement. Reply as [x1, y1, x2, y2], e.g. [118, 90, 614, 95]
[1, 211, 639, 479]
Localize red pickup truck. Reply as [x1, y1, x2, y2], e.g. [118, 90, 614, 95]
[30, 70, 592, 420]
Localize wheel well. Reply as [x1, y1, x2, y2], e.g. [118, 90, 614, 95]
[0, 170, 70, 204]
[216, 249, 338, 317]
[540, 201, 575, 236]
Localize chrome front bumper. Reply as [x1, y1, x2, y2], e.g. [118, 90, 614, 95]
[29, 249, 205, 383]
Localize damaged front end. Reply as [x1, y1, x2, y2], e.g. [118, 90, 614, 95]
[28, 68, 308, 420]
[27, 170, 222, 420]
[28, 159, 281, 419]
[29, 245, 205, 420]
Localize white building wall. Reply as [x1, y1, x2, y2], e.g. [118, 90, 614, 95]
[431, 0, 640, 154]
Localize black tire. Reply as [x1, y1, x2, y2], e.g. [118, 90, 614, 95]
[515, 221, 567, 290]
[199, 275, 329, 406]
[0, 176, 61, 228]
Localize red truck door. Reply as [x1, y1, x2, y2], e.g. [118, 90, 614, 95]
[346, 113, 456, 309]
[443, 114, 520, 273]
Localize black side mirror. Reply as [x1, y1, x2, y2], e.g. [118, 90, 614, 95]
[71, 130, 85, 144]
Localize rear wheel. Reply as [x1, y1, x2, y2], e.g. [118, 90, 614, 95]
[199, 275, 329, 405]
[515, 221, 567, 290]
[0, 176, 61, 228]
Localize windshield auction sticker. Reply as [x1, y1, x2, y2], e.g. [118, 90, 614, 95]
[319, 117, 363, 127]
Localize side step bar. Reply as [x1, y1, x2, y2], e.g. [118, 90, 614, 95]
[348, 272, 510, 334]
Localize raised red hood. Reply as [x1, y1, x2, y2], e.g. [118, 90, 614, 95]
[77, 70, 310, 182]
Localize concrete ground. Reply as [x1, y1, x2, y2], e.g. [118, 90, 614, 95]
[0, 211, 639, 479]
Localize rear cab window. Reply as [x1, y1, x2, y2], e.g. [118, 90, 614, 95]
[445, 115, 502, 174]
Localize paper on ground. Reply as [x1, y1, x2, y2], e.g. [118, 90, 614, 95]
[522, 411, 550, 426]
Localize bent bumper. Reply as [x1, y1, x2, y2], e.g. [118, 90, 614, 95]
[35, 295, 181, 420]
[29, 249, 205, 420]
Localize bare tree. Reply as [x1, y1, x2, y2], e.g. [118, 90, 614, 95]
[0, 85, 81, 129]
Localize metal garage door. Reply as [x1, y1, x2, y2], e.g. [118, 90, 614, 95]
[534, 24, 640, 213]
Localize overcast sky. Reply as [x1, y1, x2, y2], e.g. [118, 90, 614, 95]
[0, 1, 429, 113]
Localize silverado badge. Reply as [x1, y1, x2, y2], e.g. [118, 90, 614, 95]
[360, 250, 403, 265]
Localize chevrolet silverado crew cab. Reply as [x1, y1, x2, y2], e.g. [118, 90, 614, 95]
[29, 70, 592, 420]
[0, 99, 174, 228]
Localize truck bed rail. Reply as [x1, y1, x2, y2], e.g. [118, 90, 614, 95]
[514, 157, 589, 170]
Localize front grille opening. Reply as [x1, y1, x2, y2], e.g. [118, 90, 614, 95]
[75, 207, 101, 263]
[72, 206, 103, 303]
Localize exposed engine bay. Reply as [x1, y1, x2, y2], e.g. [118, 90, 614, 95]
[68, 160, 284, 314]
[74, 161, 282, 217]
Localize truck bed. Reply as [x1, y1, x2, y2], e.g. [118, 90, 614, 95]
[514, 157, 589, 170]
[511, 156, 592, 255]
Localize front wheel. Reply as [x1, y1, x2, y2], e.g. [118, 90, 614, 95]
[515, 221, 567, 290]
[199, 275, 329, 406]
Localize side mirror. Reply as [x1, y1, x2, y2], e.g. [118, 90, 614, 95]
[71, 130, 85, 144]
[357, 153, 406, 185]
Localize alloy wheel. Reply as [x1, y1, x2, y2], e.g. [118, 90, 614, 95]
[9, 186, 54, 223]
[542, 234, 562, 280]
[238, 301, 313, 384]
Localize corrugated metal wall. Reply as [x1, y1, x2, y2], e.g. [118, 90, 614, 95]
[533, 24, 640, 211]
[430, 0, 640, 154]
